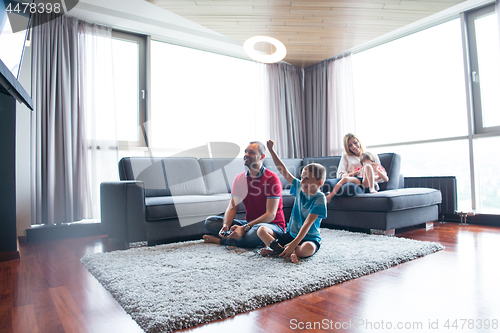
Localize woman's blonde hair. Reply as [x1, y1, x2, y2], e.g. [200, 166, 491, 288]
[343, 133, 364, 156]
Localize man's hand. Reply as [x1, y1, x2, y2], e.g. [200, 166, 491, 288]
[219, 225, 231, 239]
[228, 225, 246, 239]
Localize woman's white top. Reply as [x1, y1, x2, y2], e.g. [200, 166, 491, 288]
[336, 153, 382, 178]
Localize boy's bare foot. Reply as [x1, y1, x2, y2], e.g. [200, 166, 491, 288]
[203, 235, 221, 244]
[290, 253, 299, 264]
[260, 248, 274, 256]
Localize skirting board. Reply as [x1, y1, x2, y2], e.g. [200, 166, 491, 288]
[27, 222, 105, 242]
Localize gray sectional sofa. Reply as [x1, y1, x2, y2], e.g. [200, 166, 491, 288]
[100, 153, 442, 246]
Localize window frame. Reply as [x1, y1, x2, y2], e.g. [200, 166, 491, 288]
[111, 30, 148, 147]
[466, 4, 500, 135]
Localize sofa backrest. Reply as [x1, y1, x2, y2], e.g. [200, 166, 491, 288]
[300, 154, 400, 192]
[303, 156, 342, 180]
[118, 153, 401, 196]
[378, 153, 401, 190]
[118, 157, 207, 197]
[119, 157, 170, 197]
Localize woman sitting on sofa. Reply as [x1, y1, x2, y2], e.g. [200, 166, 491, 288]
[325, 133, 385, 201]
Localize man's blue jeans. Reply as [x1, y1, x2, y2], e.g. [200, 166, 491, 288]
[204, 215, 284, 248]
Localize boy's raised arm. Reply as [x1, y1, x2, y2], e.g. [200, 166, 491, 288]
[266, 140, 295, 185]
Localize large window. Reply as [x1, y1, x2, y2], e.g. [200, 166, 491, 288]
[111, 31, 147, 146]
[0, 12, 29, 78]
[353, 5, 500, 214]
[149, 41, 265, 157]
[353, 18, 468, 146]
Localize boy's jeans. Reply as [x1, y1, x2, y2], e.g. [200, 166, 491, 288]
[204, 215, 284, 248]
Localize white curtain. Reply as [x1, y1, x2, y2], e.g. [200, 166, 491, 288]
[78, 22, 118, 219]
[31, 16, 117, 224]
[327, 54, 356, 156]
[262, 62, 306, 158]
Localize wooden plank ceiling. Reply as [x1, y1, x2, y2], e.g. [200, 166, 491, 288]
[146, 0, 466, 68]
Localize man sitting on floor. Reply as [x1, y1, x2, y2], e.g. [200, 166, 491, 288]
[203, 141, 286, 247]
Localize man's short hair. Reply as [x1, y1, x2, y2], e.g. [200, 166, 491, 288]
[303, 163, 326, 182]
[249, 141, 267, 155]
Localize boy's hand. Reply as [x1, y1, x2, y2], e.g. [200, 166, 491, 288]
[279, 242, 297, 258]
[266, 140, 275, 152]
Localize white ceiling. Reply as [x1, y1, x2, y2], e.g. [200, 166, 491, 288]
[69, 0, 492, 68]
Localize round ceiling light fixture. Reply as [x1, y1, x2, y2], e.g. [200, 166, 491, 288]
[243, 35, 287, 64]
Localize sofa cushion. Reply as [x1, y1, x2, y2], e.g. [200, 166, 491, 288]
[119, 157, 170, 197]
[328, 188, 441, 212]
[162, 158, 206, 196]
[303, 156, 342, 180]
[145, 193, 230, 221]
[263, 158, 303, 189]
[199, 158, 246, 195]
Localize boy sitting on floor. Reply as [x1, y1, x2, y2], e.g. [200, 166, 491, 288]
[257, 140, 327, 263]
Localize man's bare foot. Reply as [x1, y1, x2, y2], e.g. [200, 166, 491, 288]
[203, 235, 221, 244]
[260, 248, 274, 256]
[290, 253, 299, 264]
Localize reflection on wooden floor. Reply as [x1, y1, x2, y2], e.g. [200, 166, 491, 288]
[1, 222, 499, 333]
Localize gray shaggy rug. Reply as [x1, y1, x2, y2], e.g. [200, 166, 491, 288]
[80, 228, 444, 332]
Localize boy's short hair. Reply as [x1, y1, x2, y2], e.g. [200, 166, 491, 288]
[303, 163, 326, 182]
[360, 152, 376, 164]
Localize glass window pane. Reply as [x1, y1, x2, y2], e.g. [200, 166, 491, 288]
[475, 13, 500, 128]
[368, 141, 472, 211]
[150, 41, 265, 155]
[112, 39, 139, 142]
[0, 13, 28, 78]
[473, 137, 500, 214]
[353, 19, 468, 146]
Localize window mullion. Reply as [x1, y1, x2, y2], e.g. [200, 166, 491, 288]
[460, 12, 478, 210]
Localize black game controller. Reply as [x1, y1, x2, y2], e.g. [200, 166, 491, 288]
[269, 240, 285, 255]
[221, 230, 233, 237]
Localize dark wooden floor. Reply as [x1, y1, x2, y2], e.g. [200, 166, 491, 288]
[2, 222, 500, 333]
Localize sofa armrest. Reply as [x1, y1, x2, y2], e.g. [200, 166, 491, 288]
[100, 181, 147, 244]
